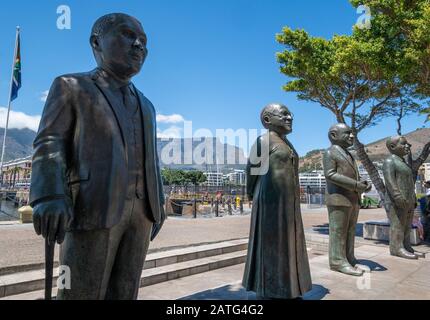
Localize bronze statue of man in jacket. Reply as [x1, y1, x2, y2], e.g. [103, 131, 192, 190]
[30, 13, 166, 299]
[323, 123, 371, 276]
[383, 136, 420, 259]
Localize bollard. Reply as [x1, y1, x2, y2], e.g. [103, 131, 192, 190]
[193, 198, 197, 219]
[228, 200, 232, 215]
[215, 200, 219, 217]
[240, 199, 244, 214]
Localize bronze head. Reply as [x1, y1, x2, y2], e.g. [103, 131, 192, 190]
[328, 123, 354, 149]
[90, 13, 148, 82]
[386, 136, 411, 157]
[260, 103, 293, 136]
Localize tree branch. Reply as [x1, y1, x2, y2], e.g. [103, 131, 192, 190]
[356, 92, 394, 132]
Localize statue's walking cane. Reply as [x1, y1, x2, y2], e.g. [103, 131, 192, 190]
[45, 238, 55, 300]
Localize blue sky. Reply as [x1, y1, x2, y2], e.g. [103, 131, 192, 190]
[0, 0, 427, 156]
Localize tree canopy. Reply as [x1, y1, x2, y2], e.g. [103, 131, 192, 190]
[276, 0, 430, 203]
[161, 168, 207, 186]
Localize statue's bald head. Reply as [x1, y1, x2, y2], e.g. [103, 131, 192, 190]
[260, 104, 289, 127]
[386, 136, 402, 149]
[259, 103, 293, 136]
[328, 123, 354, 148]
[386, 135, 411, 157]
[328, 123, 351, 142]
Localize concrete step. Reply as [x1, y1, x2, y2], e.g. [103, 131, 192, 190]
[0, 239, 248, 299]
[0, 238, 248, 276]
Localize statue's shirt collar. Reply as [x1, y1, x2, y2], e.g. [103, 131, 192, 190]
[392, 153, 406, 163]
[96, 68, 132, 90]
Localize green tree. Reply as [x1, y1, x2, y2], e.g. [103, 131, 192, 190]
[276, 0, 430, 204]
[350, 0, 430, 96]
[161, 168, 185, 185]
[184, 170, 207, 186]
[350, 0, 430, 179]
[161, 168, 207, 186]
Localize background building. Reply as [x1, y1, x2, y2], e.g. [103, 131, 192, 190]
[420, 163, 430, 182]
[203, 172, 224, 187]
[1, 156, 32, 188]
[299, 170, 326, 192]
[226, 169, 246, 186]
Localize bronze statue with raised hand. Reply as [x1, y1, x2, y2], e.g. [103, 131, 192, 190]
[383, 136, 419, 259]
[323, 123, 371, 276]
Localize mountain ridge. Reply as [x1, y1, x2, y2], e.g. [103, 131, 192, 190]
[299, 127, 430, 171]
[4, 127, 429, 172]
[0, 128, 247, 172]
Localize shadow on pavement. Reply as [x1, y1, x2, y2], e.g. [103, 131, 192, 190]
[312, 223, 329, 235]
[179, 283, 329, 300]
[303, 284, 330, 300]
[311, 223, 364, 237]
[356, 259, 387, 272]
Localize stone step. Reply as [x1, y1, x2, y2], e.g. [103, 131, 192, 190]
[0, 238, 248, 276]
[0, 239, 248, 299]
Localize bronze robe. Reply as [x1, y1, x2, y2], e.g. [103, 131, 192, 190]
[243, 132, 312, 299]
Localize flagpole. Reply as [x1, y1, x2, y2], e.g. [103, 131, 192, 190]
[0, 26, 20, 187]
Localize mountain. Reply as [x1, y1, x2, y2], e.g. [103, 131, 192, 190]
[157, 137, 247, 172]
[0, 128, 36, 162]
[0, 128, 247, 171]
[299, 128, 430, 171]
[5, 127, 429, 172]
[299, 149, 325, 173]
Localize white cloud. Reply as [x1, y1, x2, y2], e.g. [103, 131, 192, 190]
[40, 90, 49, 103]
[0, 109, 186, 135]
[157, 126, 183, 139]
[156, 113, 185, 124]
[0, 107, 41, 132]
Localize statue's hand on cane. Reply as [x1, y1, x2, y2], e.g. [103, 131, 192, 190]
[32, 199, 72, 300]
[33, 199, 72, 244]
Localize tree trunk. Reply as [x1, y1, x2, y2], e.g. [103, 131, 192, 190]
[353, 137, 389, 218]
[408, 141, 430, 182]
[396, 116, 402, 136]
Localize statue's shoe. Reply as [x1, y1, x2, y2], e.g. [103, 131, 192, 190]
[414, 251, 426, 258]
[393, 248, 419, 259]
[355, 264, 371, 273]
[404, 247, 425, 258]
[332, 265, 364, 276]
[404, 246, 415, 254]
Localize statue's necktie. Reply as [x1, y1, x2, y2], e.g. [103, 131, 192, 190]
[120, 85, 137, 113]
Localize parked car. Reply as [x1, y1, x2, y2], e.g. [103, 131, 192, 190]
[360, 186, 383, 209]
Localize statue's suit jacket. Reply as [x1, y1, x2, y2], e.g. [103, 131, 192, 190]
[30, 69, 165, 231]
[383, 154, 416, 208]
[323, 144, 361, 207]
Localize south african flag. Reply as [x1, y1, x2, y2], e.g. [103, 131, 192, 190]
[10, 32, 21, 102]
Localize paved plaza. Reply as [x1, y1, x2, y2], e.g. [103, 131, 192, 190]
[0, 206, 386, 272]
[1, 206, 430, 300]
[138, 241, 430, 300]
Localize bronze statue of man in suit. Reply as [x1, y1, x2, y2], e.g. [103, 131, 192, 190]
[383, 136, 419, 259]
[243, 103, 312, 299]
[30, 13, 166, 299]
[323, 123, 371, 276]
